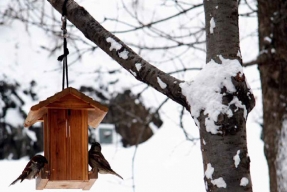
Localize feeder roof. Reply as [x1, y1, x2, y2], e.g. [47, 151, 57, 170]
[24, 87, 108, 128]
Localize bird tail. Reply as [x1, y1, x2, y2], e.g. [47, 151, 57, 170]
[9, 176, 21, 186]
[9, 173, 27, 186]
[111, 170, 123, 180]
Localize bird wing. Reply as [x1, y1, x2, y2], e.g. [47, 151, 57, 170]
[90, 151, 111, 169]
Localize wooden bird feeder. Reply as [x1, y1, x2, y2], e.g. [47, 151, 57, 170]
[24, 87, 108, 190]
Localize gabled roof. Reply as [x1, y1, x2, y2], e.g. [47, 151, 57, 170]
[24, 87, 108, 128]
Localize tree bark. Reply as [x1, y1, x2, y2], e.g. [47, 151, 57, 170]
[200, 0, 255, 191]
[47, 0, 255, 191]
[257, 1, 287, 191]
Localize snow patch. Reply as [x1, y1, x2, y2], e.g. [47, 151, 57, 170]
[205, 163, 214, 179]
[157, 77, 167, 89]
[180, 56, 243, 134]
[240, 177, 249, 186]
[264, 36, 272, 43]
[118, 49, 129, 59]
[5, 108, 23, 127]
[237, 50, 241, 58]
[210, 17, 215, 34]
[129, 70, 136, 76]
[230, 97, 247, 119]
[135, 63, 142, 71]
[24, 129, 37, 142]
[233, 150, 241, 168]
[106, 37, 122, 51]
[203, 139, 206, 145]
[211, 177, 227, 188]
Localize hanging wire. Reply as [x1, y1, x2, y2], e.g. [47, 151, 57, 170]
[57, 0, 69, 90]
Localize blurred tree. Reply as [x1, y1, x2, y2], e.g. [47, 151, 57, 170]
[0, 80, 42, 159]
[257, 0, 287, 191]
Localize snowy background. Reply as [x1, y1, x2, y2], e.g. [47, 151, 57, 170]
[0, 0, 268, 191]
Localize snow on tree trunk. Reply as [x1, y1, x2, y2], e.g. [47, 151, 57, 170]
[185, 0, 254, 191]
[257, 1, 287, 191]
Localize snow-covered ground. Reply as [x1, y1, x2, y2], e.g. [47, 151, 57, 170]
[0, 115, 268, 192]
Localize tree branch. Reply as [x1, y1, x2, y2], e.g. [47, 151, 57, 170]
[47, 0, 189, 109]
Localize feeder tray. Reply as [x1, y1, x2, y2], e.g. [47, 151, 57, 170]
[24, 87, 108, 190]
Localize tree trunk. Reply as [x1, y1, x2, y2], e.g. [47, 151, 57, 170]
[200, 0, 254, 191]
[257, 1, 287, 191]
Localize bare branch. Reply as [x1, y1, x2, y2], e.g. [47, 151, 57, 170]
[107, 3, 203, 34]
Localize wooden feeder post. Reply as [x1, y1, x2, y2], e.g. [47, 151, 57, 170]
[24, 87, 108, 190]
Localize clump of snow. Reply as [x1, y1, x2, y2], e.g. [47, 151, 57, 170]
[211, 177, 227, 188]
[210, 17, 215, 34]
[240, 177, 249, 186]
[203, 139, 206, 145]
[180, 56, 244, 134]
[233, 150, 240, 168]
[129, 69, 137, 76]
[205, 163, 214, 179]
[237, 50, 241, 58]
[215, 6, 218, 9]
[118, 49, 129, 59]
[106, 37, 122, 51]
[264, 36, 272, 43]
[205, 117, 220, 134]
[271, 48, 276, 53]
[230, 97, 247, 119]
[157, 77, 167, 89]
[135, 63, 142, 71]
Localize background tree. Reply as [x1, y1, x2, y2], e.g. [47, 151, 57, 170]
[257, 0, 287, 191]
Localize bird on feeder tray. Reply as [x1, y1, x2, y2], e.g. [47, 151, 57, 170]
[10, 155, 48, 186]
[89, 142, 123, 180]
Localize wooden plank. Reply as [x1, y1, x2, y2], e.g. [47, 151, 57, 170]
[69, 110, 88, 180]
[43, 114, 49, 174]
[29, 87, 108, 112]
[88, 110, 107, 128]
[36, 178, 48, 190]
[83, 179, 97, 190]
[66, 110, 71, 180]
[83, 171, 98, 190]
[44, 180, 87, 189]
[24, 108, 47, 127]
[49, 109, 67, 180]
[46, 95, 94, 109]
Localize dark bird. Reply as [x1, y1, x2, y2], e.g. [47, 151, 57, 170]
[10, 155, 48, 186]
[89, 142, 123, 179]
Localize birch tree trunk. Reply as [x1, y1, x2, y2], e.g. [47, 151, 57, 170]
[47, 0, 255, 191]
[257, 1, 287, 191]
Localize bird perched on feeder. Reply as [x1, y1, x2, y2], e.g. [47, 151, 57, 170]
[89, 142, 123, 179]
[10, 155, 48, 186]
